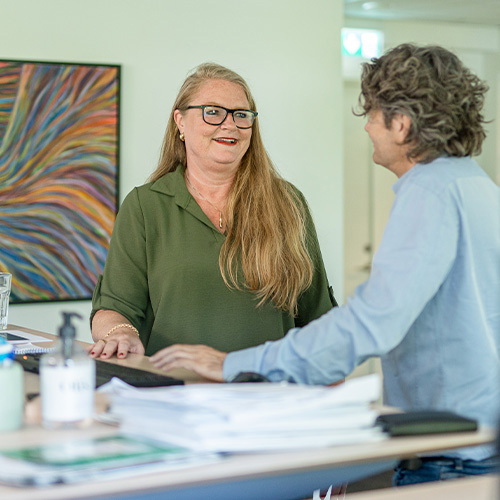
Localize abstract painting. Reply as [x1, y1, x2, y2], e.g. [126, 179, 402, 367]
[0, 59, 120, 303]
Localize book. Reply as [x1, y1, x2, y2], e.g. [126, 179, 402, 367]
[2, 330, 54, 354]
[14, 343, 55, 354]
[0, 434, 219, 486]
[375, 411, 478, 436]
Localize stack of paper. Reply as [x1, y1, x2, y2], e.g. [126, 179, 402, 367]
[103, 374, 386, 452]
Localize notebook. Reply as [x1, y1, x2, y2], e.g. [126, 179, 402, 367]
[14, 343, 54, 355]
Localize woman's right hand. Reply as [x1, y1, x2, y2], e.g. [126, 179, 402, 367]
[88, 329, 145, 359]
[90, 310, 145, 359]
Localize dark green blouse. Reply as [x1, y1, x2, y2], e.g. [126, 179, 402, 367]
[91, 166, 336, 356]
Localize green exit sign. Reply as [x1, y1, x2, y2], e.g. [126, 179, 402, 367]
[341, 28, 383, 59]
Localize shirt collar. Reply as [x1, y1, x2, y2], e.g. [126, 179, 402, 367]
[150, 164, 191, 208]
[150, 164, 225, 236]
[392, 162, 423, 194]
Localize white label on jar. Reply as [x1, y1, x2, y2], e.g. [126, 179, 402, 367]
[41, 363, 95, 422]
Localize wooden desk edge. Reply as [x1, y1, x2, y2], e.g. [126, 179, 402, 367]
[346, 474, 499, 500]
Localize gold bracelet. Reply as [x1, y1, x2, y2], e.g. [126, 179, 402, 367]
[103, 323, 140, 340]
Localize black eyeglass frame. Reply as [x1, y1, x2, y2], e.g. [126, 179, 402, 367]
[186, 105, 258, 129]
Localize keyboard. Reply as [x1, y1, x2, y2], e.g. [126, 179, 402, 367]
[16, 353, 184, 388]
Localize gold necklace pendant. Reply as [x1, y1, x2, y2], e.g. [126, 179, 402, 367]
[186, 173, 224, 231]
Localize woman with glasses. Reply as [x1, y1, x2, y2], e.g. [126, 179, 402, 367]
[89, 62, 337, 361]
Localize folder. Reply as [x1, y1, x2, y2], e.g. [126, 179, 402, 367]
[375, 410, 478, 436]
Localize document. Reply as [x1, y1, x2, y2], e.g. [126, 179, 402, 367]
[2, 330, 53, 344]
[0, 434, 219, 486]
[102, 374, 386, 452]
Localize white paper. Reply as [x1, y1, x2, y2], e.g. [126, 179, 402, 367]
[3, 329, 53, 344]
[104, 374, 387, 452]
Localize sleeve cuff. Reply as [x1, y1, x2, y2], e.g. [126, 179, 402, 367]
[223, 347, 261, 381]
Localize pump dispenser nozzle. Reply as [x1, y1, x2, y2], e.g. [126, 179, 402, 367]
[59, 312, 83, 340]
[58, 312, 83, 359]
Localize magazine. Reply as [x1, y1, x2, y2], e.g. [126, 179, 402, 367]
[0, 434, 219, 486]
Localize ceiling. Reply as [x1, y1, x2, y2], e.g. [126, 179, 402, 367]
[344, 0, 500, 26]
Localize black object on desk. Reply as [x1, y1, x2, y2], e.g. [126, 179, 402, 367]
[228, 371, 270, 383]
[375, 410, 478, 436]
[16, 353, 184, 388]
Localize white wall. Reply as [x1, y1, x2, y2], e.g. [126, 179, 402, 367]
[2, 0, 345, 341]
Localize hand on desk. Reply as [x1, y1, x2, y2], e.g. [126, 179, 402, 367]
[150, 344, 227, 382]
[90, 311, 145, 360]
[87, 331, 145, 360]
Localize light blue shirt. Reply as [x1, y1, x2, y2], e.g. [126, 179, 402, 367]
[224, 157, 500, 460]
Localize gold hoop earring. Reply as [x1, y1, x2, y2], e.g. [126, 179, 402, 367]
[179, 132, 185, 142]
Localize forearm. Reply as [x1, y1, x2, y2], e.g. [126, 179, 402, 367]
[224, 199, 459, 385]
[223, 311, 363, 384]
[91, 309, 137, 341]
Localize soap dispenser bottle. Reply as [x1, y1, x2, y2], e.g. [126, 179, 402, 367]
[0, 338, 24, 432]
[40, 312, 96, 429]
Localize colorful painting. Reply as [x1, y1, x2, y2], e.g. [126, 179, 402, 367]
[0, 60, 120, 303]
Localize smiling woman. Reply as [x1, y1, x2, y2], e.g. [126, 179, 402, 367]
[89, 62, 338, 362]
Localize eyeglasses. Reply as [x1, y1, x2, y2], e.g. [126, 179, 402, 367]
[186, 105, 258, 129]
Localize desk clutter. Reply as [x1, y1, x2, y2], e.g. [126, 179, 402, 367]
[0, 434, 219, 487]
[100, 373, 386, 452]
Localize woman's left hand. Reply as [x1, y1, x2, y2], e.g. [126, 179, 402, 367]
[150, 344, 227, 382]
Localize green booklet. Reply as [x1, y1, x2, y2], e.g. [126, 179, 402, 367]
[0, 434, 218, 486]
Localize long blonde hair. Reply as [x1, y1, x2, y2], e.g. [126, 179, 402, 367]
[149, 63, 313, 315]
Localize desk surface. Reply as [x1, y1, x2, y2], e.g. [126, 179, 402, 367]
[1, 325, 496, 500]
[347, 474, 499, 500]
[0, 424, 495, 500]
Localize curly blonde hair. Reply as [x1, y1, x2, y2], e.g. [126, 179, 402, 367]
[149, 63, 313, 315]
[356, 43, 489, 163]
